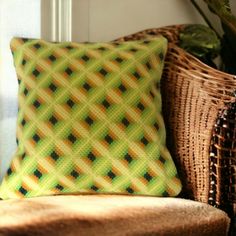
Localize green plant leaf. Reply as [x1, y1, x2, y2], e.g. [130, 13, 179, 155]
[203, 0, 236, 73]
[204, 0, 231, 13]
[179, 24, 221, 59]
[204, 0, 236, 42]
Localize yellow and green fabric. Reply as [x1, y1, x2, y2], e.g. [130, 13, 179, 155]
[0, 36, 182, 199]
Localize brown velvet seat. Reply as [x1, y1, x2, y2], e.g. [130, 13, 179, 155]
[0, 195, 230, 236]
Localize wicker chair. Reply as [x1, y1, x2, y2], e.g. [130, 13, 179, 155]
[116, 24, 236, 231]
[0, 25, 234, 236]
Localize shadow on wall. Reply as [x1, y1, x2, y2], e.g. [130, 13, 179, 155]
[0, 97, 18, 180]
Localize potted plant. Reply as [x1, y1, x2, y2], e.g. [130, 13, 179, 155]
[179, 0, 236, 75]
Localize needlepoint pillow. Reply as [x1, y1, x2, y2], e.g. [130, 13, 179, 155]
[0, 36, 182, 199]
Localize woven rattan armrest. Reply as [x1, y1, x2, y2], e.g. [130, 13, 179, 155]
[115, 25, 236, 216]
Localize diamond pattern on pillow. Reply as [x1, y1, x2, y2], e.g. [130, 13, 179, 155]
[0, 36, 182, 199]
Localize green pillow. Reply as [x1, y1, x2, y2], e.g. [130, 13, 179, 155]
[0, 36, 182, 199]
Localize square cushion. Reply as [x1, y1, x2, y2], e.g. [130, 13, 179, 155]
[0, 36, 181, 199]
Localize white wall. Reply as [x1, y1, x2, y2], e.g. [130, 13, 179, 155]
[42, 0, 232, 42]
[70, 0, 236, 42]
[88, 0, 205, 41]
[0, 0, 41, 179]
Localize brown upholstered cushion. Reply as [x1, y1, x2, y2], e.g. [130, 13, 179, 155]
[0, 195, 230, 236]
